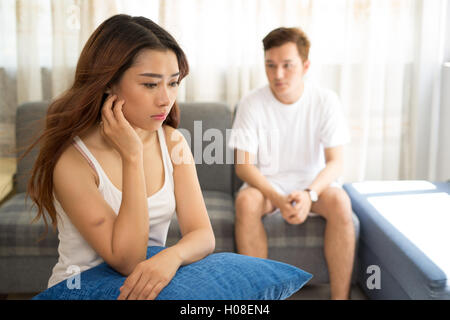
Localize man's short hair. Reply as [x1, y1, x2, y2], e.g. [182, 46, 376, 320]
[262, 27, 311, 62]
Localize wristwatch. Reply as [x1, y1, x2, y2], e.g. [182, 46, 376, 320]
[305, 188, 318, 202]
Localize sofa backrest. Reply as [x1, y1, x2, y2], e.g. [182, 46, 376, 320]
[15, 102, 49, 193]
[14, 101, 235, 195]
[178, 102, 234, 194]
[230, 104, 244, 195]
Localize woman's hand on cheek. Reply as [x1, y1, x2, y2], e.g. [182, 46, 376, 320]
[117, 248, 182, 300]
[100, 94, 143, 161]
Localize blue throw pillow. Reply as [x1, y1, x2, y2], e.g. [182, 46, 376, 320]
[32, 246, 312, 300]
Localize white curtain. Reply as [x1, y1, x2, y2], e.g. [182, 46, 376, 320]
[0, 0, 158, 157]
[0, 0, 446, 183]
[160, 0, 418, 182]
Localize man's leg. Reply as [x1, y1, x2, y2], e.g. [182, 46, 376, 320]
[311, 187, 355, 300]
[234, 187, 276, 259]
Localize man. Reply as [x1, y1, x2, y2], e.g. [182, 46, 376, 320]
[228, 27, 355, 300]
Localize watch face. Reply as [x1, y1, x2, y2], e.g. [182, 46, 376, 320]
[309, 190, 318, 202]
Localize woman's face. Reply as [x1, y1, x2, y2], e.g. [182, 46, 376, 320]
[110, 48, 180, 132]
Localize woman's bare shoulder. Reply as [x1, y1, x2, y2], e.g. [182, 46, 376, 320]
[162, 124, 184, 144]
[54, 142, 99, 187]
[162, 125, 193, 166]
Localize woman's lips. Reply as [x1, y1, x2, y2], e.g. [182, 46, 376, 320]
[151, 113, 167, 121]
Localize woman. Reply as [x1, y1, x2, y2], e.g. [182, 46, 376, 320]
[26, 14, 215, 300]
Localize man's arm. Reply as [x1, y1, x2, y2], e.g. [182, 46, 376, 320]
[235, 149, 305, 224]
[307, 145, 344, 195]
[234, 149, 283, 205]
[287, 145, 345, 223]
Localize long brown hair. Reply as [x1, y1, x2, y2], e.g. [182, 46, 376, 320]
[24, 14, 189, 238]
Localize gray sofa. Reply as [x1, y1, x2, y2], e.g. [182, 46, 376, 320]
[0, 101, 360, 295]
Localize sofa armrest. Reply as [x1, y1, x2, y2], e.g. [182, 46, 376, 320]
[0, 157, 16, 204]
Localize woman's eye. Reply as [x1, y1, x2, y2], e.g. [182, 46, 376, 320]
[170, 81, 179, 87]
[144, 83, 157, 88]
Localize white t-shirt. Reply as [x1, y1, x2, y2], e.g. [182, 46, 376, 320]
[228, 82, 350, 194]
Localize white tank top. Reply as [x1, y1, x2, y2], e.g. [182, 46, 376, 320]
[48, 126, 176, 288]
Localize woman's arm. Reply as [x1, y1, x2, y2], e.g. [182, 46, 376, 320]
[167, 126, 215, 264]
[54, 151, 149, 276]
[54, 96, 149, 276]
[117, 126, 215, 300]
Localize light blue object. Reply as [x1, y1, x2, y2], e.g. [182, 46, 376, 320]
[344, 181, 450, 300]
[32, 246, 312, 300]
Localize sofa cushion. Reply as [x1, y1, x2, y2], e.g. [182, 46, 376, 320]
[166, 190, 235, 252]
[167, 190, 360, 285]
[32, 245, 312, 300]
[0, 190, 235, 258]
[263, 210, 360, 284]
[0, 193, 58, 257]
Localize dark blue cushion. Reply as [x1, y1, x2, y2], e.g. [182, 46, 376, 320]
[32, 246, 312, 300]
